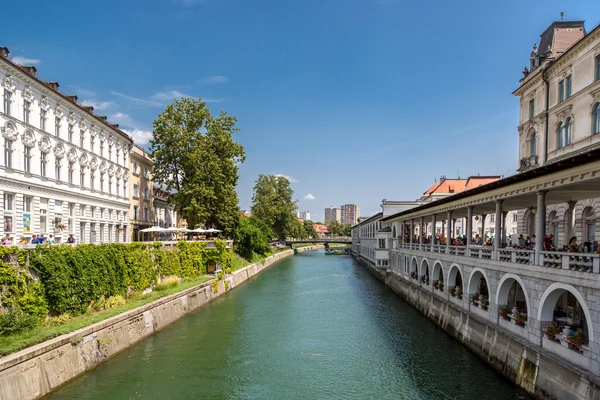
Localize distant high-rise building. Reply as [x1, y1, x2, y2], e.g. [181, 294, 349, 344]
[341, 204, 360, 225]
[324, 207, 341, 223]
[297, 210, 311, 221]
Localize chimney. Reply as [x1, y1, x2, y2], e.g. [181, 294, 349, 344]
[97, 116, 107, 122]
[440, 175, 446, 183]
[67, 95, 78, 103]
[83, 106, 94, 113]
[110, 123, 119, 129]
[46, 82, 60, 90]
[0, 47, 9, 58]
[22, 66, 37, 76]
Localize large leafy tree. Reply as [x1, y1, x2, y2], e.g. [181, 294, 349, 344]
[150, 98, 245, 234]
[233, 216, 272, 260]
[303, 220, 318, 239]
[251, 174, 297, 239]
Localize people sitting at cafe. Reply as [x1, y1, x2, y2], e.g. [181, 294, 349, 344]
[524, 236, 532, 249]
[568, 236, 579, 253]
[18, 236, 28, 245]
[475, 234, 483, 245]
[543, 234, 557, 251]
[518, 234, 525, 247]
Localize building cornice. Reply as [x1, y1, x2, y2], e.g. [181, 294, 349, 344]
[514, 70, 543, 96]
[544, 23, 600, 78]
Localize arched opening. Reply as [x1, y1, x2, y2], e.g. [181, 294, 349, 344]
[583, 207, 596, 242]
[593, 102, 600, 135]
[565, 117, 572, 145]
[496, 275, 528, 327]
[556, 121, 564, 149]
[448, 265, 463, 299]
[410, 257, 418, 280]
[431, 262, 444, 292]
[527, 210, 535, 237]
[549, 211, 560, 245]
[539, 285, 591, 355]
[527, 129, 537, 156]
[420, 259, 429, 285]
[468, 269, 489, 310]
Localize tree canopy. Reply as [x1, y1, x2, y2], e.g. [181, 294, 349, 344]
[150, 98, 245, 234]
[250, 174, 298, 239]
[233, 216, 273, 260]
[303, 220, 318, 239]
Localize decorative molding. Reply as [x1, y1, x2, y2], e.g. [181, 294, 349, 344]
[115, 168, 123, 179]
[108, 165, 115, 177]
[89, 157, 98, 171]
[122, 173, 129, 182]
[79, 119, 87, 131]
[107, 135, 115, 147]
[1, 122, 18, 141]
[67, 148, 78, 163]
[2, 75, 16, 93]
[90, 125, 98, 137]
[79, 153, 89, 167]
[54, 104, 64, 119]
[53, 143, 65, 159]
[40, 96, 50, 111]
[22, 129, 36, 147]
[99, 132, 105, 142]
[22, 86, 34, 102]
[68, 113, 76, 126]
[555, 104, 573, 121]
[99, 161, 107, 173]
[591, 87, 600, 104]
[39, 136, 52, 153]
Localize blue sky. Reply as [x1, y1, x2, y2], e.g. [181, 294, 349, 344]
[3, 1, 599, 222]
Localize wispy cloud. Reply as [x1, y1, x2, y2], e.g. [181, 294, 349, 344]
[11, 56, 41, 65]
[109, 112, 135, 126]
[70, 85, 96, 98]
[111, 91, 162, 107]
[199, 75, 229, 85]
[151, 90, 188, 101]
[274, 174, 299, 183]
[80, 100, 115, 110]
[304, 194, 315, 200]
[122, 129, 153, 145]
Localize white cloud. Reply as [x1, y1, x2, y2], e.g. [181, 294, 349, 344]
[70, 86, 96, 98]
[111, 91, 162, 107]
[303, 194, 315, 200]
[274, 174, 299, 183]
[121, 129, 153, 145]
[80, 100, 115, 110]
[109, 112, 134, 126]
[11, 56, 41, 65]
[151, 90, 188, 101]
[199, 75, 229, 85]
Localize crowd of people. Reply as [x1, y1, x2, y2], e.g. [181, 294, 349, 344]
[1, 234, 76, 246]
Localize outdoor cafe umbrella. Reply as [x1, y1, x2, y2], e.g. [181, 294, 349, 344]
[140, 226, 167, 233]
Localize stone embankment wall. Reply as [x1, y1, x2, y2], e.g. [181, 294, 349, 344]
[0, 250, 295, 400]
[354, 255, 600, 400]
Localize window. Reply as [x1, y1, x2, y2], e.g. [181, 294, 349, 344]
[3, 193, 14, 232]
[68, 125, 74, 143]
[89, 136, 94, 152]
[144, 207, 149, 221]
[100, 172, 105, 192]
[40, 152, 47, 177]
[566, 75, 572, 98]
[133, 184, 140, 198]
[565, 117, 572, 146]
[123, 184, 127, 197]
[80, 222, 86, 244]
[23, 101, 30, 124]
[4, 139, 12, 168]
[79, 131, 84, 148]
[23, 146, 31, 173]
[594, 103, 600, 135]
[80, 170, 85, 188]
[40, 109, 47, 131]
[378, 239, 385, 249]
[100, 144, 103, 158]
[557, 122, 564, 149]
[143, 188, 149, 201]
[490, 214, 495, 222]
[55, 160, 61, 181]
[55, 117, 60, 137]
[133, 205, 139, 220]
[68, 162, 74, 184]
[133, 161, 139, 174]
[529, 99, 535, 119]
[3, 89, 11, 115]
[596, 55, 600, 81]
[69, 203, 75, 234]
[559, 80, 565, 102]
[513, 213, 518, 222]
[584, 208, 596, 241]
[116, 181, 119, 196]
[108, 179, 112, 194]
[40, 215, 47, 234]
[550, 211, 559, 243]
[23, 196, 32, 234]
[143, 167, 149, 179]
[90, 172, 95, 190]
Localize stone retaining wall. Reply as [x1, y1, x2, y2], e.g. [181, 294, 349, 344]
[354, 255, 600, 400]
[0, 250, 295, 400]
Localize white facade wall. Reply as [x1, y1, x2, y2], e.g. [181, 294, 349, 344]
[0, 58, 132, 243]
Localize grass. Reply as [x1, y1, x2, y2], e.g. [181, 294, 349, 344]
[232, 248, 290, 272]
[292, 243, 317, 248]
[0, 276, 211, 357]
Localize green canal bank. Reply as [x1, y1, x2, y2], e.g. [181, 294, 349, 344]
[41, 249, 528, 400]
[354, 254, 600, 400]
[0, 245, 323, 400]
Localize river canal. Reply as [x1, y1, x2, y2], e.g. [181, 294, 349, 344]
[46, 250, 530, 399]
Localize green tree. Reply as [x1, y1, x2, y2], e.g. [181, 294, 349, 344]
[303, 220, 318, 239]
[250, 174, 298, 239]
[233, 216, 272, 260]
[150, 98, 245, 234]
[288, 218, 306, 239]
[327, 220, 344, 236]
[342, 224, 352, 236]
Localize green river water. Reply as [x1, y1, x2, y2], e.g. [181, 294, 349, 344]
[45, 250, 531, 400]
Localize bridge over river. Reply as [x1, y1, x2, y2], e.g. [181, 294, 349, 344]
[287, 236, 352, 245]
[45, 249, 531, 400]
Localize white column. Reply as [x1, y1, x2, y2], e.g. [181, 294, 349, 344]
[501, 211, 508, 245]
[481, 214, 487, 240]
[446, 211, 452, 249]
[565, 200, 576, 246]
[409, 219, 414, 247]
[535, 191, 547, 263]
[494, 200, 503, 249]
[466, 206, 473, 246]
[419, 217, 424, 248]
[431, 214, 436, 248]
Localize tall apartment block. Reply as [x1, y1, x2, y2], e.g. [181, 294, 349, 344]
[341, 204, 360, 225]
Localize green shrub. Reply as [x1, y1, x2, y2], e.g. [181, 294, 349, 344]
[0, 307, 39, 335]
[155, 276, 180, 292]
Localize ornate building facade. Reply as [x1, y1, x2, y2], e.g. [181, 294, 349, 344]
[129, 145, 153, 241]
[0, 47, 132, 243]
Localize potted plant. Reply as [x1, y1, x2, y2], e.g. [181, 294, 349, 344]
[499, 305, 511, 320]
[420, 275, 428, 284]
[411, 271, 418, 280]
[455, 286, 462, 299]
[567, 330, 584, 352]
[56, 223, 66, 231]
[449, 286, 456, 297]
[471, 294, 479, 305]
[513, 311, 526, 326]
[480, 296, 489, 310]
[544, 322, 561, 341]
[432, 280, 439, 290]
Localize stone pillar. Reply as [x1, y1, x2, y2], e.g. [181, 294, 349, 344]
[494, 200, 503, 249]
[466, 206, 473, 246]
[431, 214, 436, 248]
[481, 214, 487, 241]
[502, 211, 508, 245]
[535, 191, 547, 263]
[446, 211, 452, 249]
[409, 219, 413, 247]
[565, 200, 576, 246]
[419, 217, 424, 247]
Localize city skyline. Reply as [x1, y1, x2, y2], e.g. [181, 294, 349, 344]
[3, 1, 599, 223]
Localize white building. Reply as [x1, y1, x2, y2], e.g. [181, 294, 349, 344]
[324, 207, 340, 223]
[0, 47, 132, 244]
[515, 19, 600, 246]
[297, 210, 311, 221]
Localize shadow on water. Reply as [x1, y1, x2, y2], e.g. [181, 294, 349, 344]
[45, 250, 531, 400]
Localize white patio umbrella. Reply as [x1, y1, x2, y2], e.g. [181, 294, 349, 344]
[204, 228, 222, 233]
[191, 228, 208, 233]
[140, 226, 166, 233]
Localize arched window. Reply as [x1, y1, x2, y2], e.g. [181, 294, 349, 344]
[527, 130, 537, 156]
[583, 207, 596, 242]
[557, 121, 564, 149]
[593, 103, 600, 135]
[565, 117, 572, 145]
[549, 211, 559, 243]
